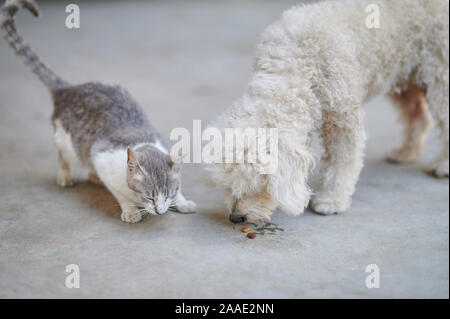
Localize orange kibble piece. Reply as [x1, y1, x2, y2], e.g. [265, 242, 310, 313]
[241, 227, 251, 233]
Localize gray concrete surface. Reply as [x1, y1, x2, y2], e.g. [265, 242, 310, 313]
[0, 0, 448, 298]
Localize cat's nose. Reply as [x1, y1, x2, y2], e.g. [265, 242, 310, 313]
[155, 205, 168, 215]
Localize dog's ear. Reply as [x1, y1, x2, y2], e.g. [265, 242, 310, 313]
[266, 144, 313, 215]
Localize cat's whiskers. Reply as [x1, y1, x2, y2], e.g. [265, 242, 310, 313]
[102, 202, 147, 209]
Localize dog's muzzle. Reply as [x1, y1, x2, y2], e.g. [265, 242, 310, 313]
[229, 214, 246, 224]
[229, 200, 246, 223]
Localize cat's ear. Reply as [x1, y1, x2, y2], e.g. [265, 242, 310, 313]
[127, 147, 141, 169]
[169, 153, 186, 174]
[127, 147, 146, 177]
[170, 153, 186, 165]
[127, 147, 146, 191]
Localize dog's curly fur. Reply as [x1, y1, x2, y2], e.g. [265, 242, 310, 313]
[206, 0, 449, 222]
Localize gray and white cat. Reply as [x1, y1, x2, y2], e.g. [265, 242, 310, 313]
[1, 0, 196, 223]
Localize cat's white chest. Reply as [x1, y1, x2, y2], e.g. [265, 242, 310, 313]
[92, 148, 136, 201]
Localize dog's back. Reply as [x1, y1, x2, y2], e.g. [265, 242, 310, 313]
[256, 0, 448, 99]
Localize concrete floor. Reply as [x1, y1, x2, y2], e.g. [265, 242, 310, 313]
[0, 0, 448, 298]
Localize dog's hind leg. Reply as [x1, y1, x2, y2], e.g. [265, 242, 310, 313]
[387, 84, 432, 164]
[425, 78, 449, 178]
[311, 108, 366, 215]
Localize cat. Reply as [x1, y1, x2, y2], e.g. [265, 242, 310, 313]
[0, 0, 197, 223]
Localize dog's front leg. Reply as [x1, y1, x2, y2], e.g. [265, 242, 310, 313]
[312, 109, 366, 215]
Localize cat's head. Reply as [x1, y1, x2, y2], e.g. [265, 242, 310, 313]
[126, 146, 182, 215]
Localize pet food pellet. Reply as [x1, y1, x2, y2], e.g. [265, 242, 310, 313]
[247, 232, 256, 239]
[241, 227, 250, 233]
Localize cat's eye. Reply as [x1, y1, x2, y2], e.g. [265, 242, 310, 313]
[143, 195, 154, 203]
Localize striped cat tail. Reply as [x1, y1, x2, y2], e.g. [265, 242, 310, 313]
[1, 0, 69, 91]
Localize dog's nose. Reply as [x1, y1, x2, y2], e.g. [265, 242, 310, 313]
[229, 214, 246, 224]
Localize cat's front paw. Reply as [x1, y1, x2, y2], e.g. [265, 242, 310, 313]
[176, 200, 197, 213]
[121, 210, 143, 223]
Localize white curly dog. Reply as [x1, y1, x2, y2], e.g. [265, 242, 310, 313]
[206, 0, 449, 223]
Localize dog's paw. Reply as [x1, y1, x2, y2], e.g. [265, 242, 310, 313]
[432, 159, 449, 178]
[311, 199, 347, 216]
[176, 200, 197, 213]
[386, 148, 417, 164]
[312, 203, 339, 215]
[121, 210, 142, 223]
